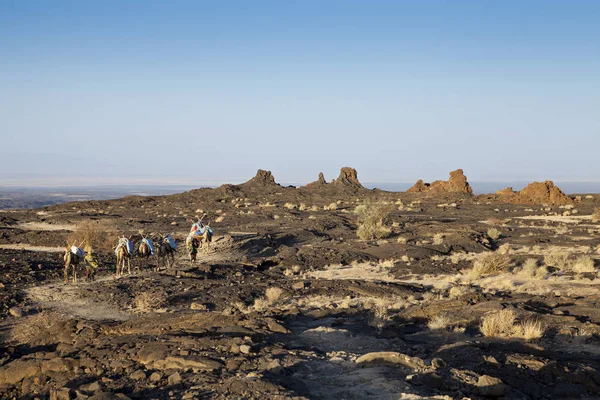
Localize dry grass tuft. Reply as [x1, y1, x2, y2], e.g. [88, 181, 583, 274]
[518, 258, 539, 278]
[571, 255, 596, 274]
[593, 208, 600, 223]
[544, 251, 571, 270]
[324, 202, 338, 211]
[481, 309, 517, 337]
[133, 290, 168, 311]
[265, 287, 283, 303]
[428, 313, 452, 330]
[518, 318, 545, 340]
[469, 252, 511, 278]
[368, 305, 392, 332]
[354, 199, 393, 240]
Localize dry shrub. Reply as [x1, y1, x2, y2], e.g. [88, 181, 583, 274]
[324, 202, 338, 211]
[518, 318, 545, 340]
[10, 311, 66, 344]
[481, 309, 517, 337]
[593, 208, 600, 223]
[571, 255, 596, 274]
[67, 220, 114, 252]
[448, 285, 474, 299]
[265, 287, 283, 304]
[544, 251, 571, 270]
[487, 228, 502, 240]
[518, 258, 539, 278]
[369, 305, 392, 331]
[133, 290, 167, 311]
[471, 252, 511, 277]
[354, 199, 393, 240]
[215, 216, 225, 223]
[284, 203, 297, 210]
[428, 313, 451, 330]
[299, 203, 308, 211]
[433, 233, 444, 245]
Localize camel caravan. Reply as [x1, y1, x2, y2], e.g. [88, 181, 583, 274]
[62, 218, 214, 283]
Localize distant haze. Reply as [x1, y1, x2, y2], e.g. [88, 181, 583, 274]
[1, 1, 599, 185]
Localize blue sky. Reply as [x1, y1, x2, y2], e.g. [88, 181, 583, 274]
[1, 1, 599, 186]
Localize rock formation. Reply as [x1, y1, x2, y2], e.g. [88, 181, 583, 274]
[332, 167, 363, 189]
[407, 169, 473, 195]
[498, 181, 572, 205]
[242, 169, 278, 187]
[305, 172, 327, 187]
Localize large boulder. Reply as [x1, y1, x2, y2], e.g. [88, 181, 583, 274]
[407, 169, 473, 195]
[497, 181, 573, 205]
[516, 181, 573, 205]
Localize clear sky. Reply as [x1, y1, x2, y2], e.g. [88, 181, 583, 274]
[1, 1, 599, 186]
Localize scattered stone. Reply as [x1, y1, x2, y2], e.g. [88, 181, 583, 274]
[190, 302, 206, 311]
[50, 388, 71, 400]
[477, 375, 508, 397]
[239, 345, 251, 355]
[149, 372, 162, 382]
[355, 352, 425, 370]
[431, 357, 447, 369]
[130, 370, 146, 380]
[9, 307, 23, 317]
[292, 281, 308, 290]
[266, 318, 289, 334]
[167, 372, 182, 385]
[81, 381, 101, 392]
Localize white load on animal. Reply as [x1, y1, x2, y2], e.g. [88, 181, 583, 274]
[142, 238, 155, 255]
[164, 234, 177, 250]
[115, 237, 134, 256]
[71, 246, 85, 259]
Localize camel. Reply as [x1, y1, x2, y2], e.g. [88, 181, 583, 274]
[137, 236, 154, 270]
[115, 236, 134, 277]
[63, 245, 83, 283]
[156, 234, 176, 271]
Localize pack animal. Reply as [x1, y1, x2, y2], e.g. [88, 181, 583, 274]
[63, 245, 83, 283]
[137, 236, 154, 270]
[115, 236, 134, 277]
[156, 234, 176, 271]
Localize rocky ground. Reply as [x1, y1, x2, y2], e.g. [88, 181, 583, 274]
[0, 168, 599, 399]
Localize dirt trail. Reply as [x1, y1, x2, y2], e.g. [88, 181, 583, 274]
[25, 276, 131, 321]
[17, 221, 76, 231]
[0, 244, 64, 252]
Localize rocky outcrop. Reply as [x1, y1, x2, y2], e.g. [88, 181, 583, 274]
[302, 167, 364, 192]
[332, 167, 363, 189]
[243, 169, 278, 187]
[407, 169, 473, 195]
[498, 181, 573, 205]
[306, 172, 327, 187]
